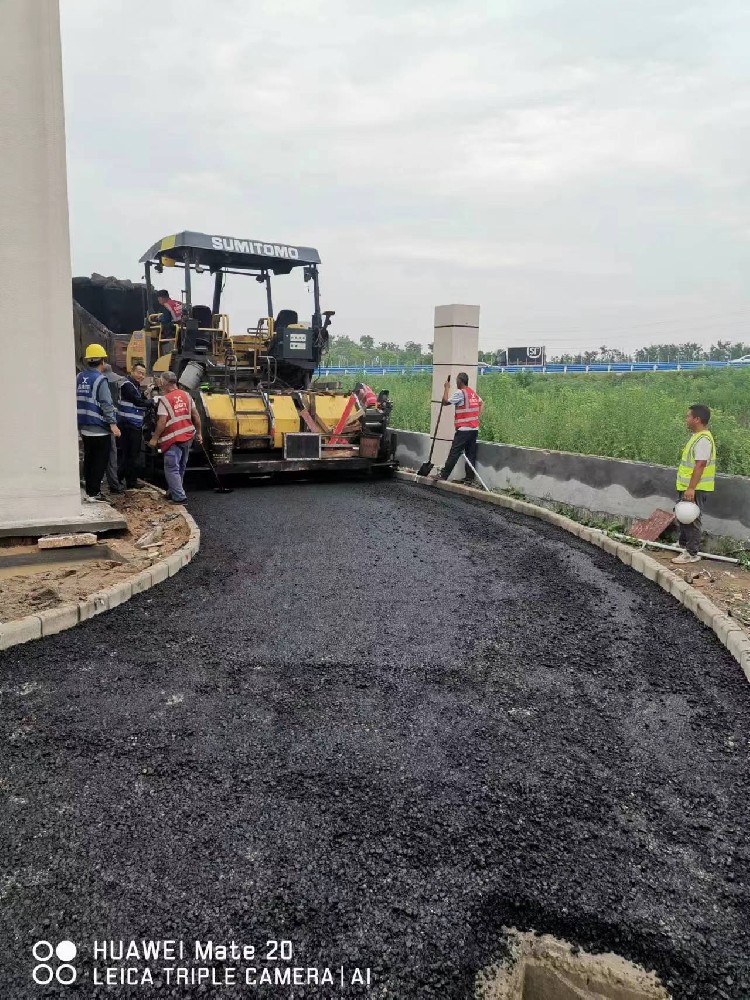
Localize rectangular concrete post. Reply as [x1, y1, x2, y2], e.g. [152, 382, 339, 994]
[430, 304, 480, 474]
[0, 0, 83, 526]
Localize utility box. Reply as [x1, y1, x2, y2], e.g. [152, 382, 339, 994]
[282, 328, 315, 361]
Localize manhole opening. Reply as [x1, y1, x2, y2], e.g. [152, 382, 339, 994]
[477, 931, 671, 1000]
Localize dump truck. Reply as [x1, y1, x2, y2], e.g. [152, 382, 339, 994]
[72, 274, 148, 372]
[127, 231, 397, 477]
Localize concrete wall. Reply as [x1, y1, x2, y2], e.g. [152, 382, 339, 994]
[0, 0, 82, 525]
[396, 430, 750, 541]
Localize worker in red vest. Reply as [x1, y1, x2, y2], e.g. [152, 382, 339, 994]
[438, 371, 484, 484]
[148, 371, 202, 504]
[354, 382, 379, 408]
[156, 289, 183, 323]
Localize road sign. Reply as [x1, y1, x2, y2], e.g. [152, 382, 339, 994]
[507, 346, 545, 366]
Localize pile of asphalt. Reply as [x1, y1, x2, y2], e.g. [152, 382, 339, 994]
[0, 481, 747, 998]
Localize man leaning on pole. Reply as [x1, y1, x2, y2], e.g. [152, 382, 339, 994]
[672, 403, 716, 565]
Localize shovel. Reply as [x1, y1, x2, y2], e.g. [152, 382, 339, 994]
[201, 441, 233, 494]
[416, 392, 446, 477]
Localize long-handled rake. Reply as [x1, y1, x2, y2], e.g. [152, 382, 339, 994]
[202, 442, 233, 494]
[462, 456, 491, 493]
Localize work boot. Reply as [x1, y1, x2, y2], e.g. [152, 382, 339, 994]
[672, 551, 701, 564]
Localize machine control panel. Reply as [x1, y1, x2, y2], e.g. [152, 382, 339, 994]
[282, 327, 315, 361]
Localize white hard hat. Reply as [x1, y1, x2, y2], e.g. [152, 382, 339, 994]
[674, 500, 701, 524]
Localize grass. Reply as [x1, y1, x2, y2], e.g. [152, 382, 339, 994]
[362, 368, 750, 476]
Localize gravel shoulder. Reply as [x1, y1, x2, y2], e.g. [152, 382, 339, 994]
[0, 490, 189, 622]
[0, 480, 748, 999]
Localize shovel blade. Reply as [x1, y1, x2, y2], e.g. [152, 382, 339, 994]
[416, 461, 434, 477]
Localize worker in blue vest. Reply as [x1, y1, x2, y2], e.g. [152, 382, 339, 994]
[102, 363, 127, 494]
[76, 344, 121, 502]
[116, 362, 149, 489]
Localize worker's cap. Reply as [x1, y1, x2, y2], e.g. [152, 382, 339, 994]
[354, 382, 365, 391]
[84, 343, 107, 360]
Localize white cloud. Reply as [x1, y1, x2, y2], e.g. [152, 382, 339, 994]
[59, 0, 750, 354]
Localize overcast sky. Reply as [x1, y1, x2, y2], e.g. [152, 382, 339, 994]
[60, 0, 750, 355]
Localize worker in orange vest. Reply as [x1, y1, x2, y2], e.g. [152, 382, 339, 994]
[156, 289, 183, 323]
[438, 371, 484, 484]
[148, 371, 203, 504]
[354, 382, 379, 408]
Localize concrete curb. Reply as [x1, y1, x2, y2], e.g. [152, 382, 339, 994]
[397, 469, 750, 683]
[0, 491, 200, 651]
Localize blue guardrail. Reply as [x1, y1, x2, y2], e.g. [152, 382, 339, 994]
[316, 360, 750, 377]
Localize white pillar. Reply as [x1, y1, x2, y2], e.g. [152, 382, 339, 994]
[430, 304, 480, 472]
[0, 0, 82, 526]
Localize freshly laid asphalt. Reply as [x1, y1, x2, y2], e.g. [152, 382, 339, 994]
[1, 480, 748, 999]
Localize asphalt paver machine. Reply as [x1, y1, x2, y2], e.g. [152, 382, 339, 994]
[127, 231, 397, 477]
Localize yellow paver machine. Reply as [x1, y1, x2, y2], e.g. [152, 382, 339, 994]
[128, 231, 397, 478]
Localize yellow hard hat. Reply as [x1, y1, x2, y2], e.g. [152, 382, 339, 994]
[84, 343, 107, 360]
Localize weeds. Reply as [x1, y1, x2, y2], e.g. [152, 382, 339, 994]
[553, 503, 625, 534]
[366, 369, 750, 476]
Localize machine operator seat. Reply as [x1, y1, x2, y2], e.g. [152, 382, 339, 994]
[275, 309, 298, 335]
[190, 305, 213, 351]
[191, 304, 213, 328]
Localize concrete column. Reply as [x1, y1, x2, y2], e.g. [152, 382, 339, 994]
[430, 304, 480, 473]
[0, 0, 82, 526]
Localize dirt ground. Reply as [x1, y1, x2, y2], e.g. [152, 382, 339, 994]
[478, 929, 670, 999]
[0, 488, 189, 622]
[650, 549, 750, 633]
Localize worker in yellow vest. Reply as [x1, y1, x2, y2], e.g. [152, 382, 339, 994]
[672, 404, 715, 565]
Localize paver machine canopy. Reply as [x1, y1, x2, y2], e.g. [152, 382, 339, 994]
[128, 231, 396, 476]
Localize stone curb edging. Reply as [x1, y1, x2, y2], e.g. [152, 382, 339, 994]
[0, 490, 200, 651]
[397, 469, 750, 683]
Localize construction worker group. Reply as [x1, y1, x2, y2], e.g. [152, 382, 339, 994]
[77, 347, 717, 564]
[75, 343, 201, 505]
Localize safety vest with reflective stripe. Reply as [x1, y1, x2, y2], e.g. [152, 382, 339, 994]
[158, 389, 195, 449]
[76, 371, 109, 430]
[676, 430, 716, 492]
[454, 386, 482, 430]
[360, 384, 378, 407]
[117, 386, 146, 429]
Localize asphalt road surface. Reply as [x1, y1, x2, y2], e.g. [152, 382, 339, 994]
[1, 480, 748, 999]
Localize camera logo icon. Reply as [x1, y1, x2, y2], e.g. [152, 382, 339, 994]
[32, 940, 77, 985]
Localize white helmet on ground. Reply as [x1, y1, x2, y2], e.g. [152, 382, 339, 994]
[674, 500, 701, 524]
